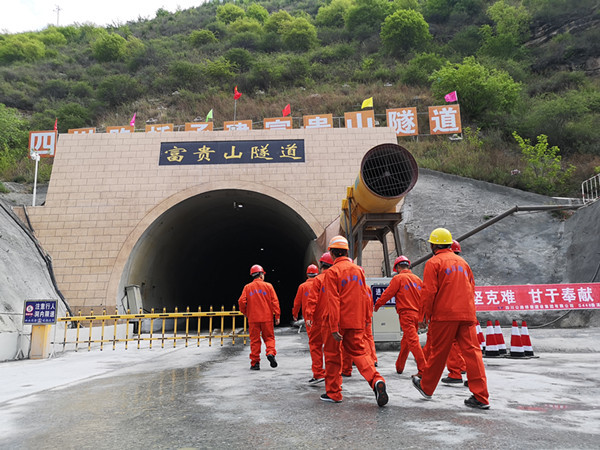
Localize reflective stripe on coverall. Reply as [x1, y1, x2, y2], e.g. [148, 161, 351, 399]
[374, 268, 426, 375]
[322, 256, 384, 401]
[420, 248, 489, 405]
[238, 278, 281, 365]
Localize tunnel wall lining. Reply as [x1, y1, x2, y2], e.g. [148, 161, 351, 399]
[27, 127, 399, 313]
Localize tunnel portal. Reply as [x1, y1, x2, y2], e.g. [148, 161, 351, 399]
[121, 189, 317, 323]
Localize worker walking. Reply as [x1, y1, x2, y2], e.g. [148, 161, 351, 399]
[320, 235, 388, 407]
[304, 252, 334, 385]
[238, 264, 281, 370]
[442, 240, 468, 386]
[292, 264, 322, 384]
[374, 255, 426, 377]
[412, 228, 490, 409]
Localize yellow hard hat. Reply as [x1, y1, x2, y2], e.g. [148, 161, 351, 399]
[328, 235, 349, 250]
[428, 228, 453, 245]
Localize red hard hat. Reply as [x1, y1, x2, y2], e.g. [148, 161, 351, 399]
[306, 264, 319, 275]
[319, 252, 334, 266]
[393, 255, 410, 272]
[451, 240, 462, 254]
[250, 264, 264, 275]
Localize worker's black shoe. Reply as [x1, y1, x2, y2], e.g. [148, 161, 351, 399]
[396, 370, 403, 374]
[464, 380, 469, 387]
[341, 372, 352, 377]
[412, 376, 432, 400]
[442, 376, 463, 386]
[374, 380, 389, 407]
[464, 395, 490, 410]
[250, 363, 260, 370]
[320, 393, 342, 403]
[308, 378, 325, 386]
[267, 354, 278, 368]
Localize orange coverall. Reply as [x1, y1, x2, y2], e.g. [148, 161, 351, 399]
[342, 286, 377, 376]
[238, 278, 281, 366]
[374, 268, 426, 375]
[420, 248, 489, 405]
[322, 256, 385, 402]
[293, 276, 324, 379]
[304, 272, 327, 380]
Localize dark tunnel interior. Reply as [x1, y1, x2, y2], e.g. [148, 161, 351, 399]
[120, 189, 318, 324]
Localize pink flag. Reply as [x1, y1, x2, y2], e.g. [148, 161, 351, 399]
[129, 113, 136, 127]
[444, 91, 458, 102]
[282, 103, 291, 117]
[53, 118, 57, 131]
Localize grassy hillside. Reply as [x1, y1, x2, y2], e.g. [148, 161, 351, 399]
[1, 0, 599, 197]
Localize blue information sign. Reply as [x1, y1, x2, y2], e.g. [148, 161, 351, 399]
[372, 285, 395, 306]
[23, 300, 57, 324]
[159, 139, 305, 166]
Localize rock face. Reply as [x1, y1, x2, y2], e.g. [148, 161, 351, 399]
[398, 169, 600, 327]
[0, 197, 67, 361]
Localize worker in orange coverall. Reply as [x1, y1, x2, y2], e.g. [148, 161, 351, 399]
[292, 264, 322, 384]
[320, 235, 388, 407]
[304, 252, 334, 385]
[373, 255, 426, 377]
[342, 272, 377, 377]
[442, 240, 468, 386]
[412, 228, 490, 410]
[238, 264, 280, 371]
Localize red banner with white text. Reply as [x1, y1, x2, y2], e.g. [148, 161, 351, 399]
[474, 283, 600, 312]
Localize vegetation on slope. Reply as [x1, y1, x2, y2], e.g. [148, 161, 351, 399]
[1, 0, 599, 197]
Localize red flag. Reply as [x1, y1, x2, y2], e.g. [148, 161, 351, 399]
[234, 86, 242, 100]
[53, 118, 57, 131]
[282, 103, 291, 117]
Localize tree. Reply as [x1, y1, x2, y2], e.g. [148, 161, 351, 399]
[190, 30, 218, 47]
[96, 75, 142, 107]
[0, 35, 45, 64]
[430, 56, 522, 125]
[345, 0, 392, 40]
[281, 18, 318, 52]
[315, 0, 352, 27]
[380, 10, 432, 56]
[264, 10, 293, 34]
[513, 132, 575, 194]
[478, 0, 531, 59]
[56, 102, 92, 131]
[0, 104, 28, 175]
[246, 4, 269, 24]
[92, 33, 127, 62]
[216, 3, 245, 24]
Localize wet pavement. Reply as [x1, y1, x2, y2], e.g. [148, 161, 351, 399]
[1, 328, 599, 449]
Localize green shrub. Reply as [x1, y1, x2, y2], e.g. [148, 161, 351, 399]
[42, 79, 70, 100]
[92, 33, 127, 62]
[96, 74, 142, 106]
[513, 132, 575, 194]
[401, 52, 447, 86]
[345, 0, 391, 40]
[246, 4, 269, 24]
[0, 35, 46, 64]
[281, 17, 318, 52]
[189, 29, 218, 47]
[380, 9, 432, 57]
[430, 56, 522, 126]
[168, 61, 204, 90]
[316, 0, 352, 27]
[225, 48, 254, 72]
[202, 57, 235, 85]
[216, 3, 245, 24]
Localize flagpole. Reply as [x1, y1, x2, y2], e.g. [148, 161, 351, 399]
[32, 152, 40, 207]
[234, 99, 237, 122]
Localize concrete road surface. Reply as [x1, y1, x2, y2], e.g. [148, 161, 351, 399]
[1, 328, 599, 449]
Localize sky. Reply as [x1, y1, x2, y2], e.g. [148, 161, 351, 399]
[1, 1, 208, 34]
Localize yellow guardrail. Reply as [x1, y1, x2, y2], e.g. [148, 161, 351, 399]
[56, 306, 249, 352]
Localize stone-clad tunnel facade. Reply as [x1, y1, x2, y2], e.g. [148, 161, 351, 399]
[27, 127, 400, 317]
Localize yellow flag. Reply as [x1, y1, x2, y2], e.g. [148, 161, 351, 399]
[361, 97, 373, 109]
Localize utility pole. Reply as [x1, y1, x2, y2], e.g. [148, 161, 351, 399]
[54, 5, 61, 26]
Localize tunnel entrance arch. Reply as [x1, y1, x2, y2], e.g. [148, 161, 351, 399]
[113, 183, 322, 323]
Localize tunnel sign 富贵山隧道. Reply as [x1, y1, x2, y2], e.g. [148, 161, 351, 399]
[159, 140, 305, 166]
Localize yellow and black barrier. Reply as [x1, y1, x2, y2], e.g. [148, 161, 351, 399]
[56, 306, 249, 352]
